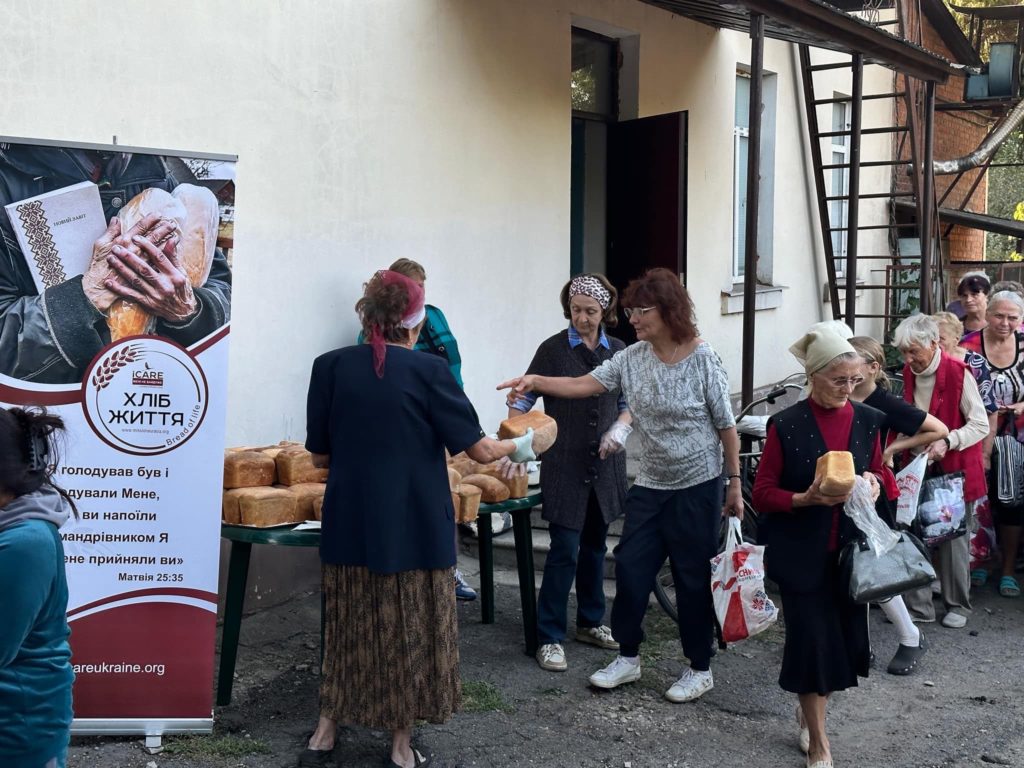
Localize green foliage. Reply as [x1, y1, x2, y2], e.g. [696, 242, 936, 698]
[461, 679, 513, 713]
[161, 734, 271, 758]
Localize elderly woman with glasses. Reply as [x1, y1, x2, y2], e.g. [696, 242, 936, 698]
[960, 290, 1024, 597]
[752, 328, 888, 768]
[500, 267, 742, 705]
[506, 274, 632, 673]
[893, 314, 989, 626]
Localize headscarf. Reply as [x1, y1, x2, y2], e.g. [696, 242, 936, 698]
[568, 274, 611, 309]
[366, 270, 426, 378]
[789, 328, 857, 376]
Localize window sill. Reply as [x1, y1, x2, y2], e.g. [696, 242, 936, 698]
[822, 279, 865, 303]
[720, 283, 786, 315]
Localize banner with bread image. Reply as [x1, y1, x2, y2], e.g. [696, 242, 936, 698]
[0, 138, 236, 736]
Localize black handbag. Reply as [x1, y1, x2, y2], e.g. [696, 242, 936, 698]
[838, 531, 936, 604]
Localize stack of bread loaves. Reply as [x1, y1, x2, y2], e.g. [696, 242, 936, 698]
[222, 442, 328, 527]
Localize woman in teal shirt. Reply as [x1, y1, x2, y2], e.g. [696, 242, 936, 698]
[0, 408, 76, 768]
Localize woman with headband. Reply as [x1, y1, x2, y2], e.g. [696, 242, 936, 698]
[506, 273, 632, 673]
[300, 270, 535, 768]
[500, 267, 742, 705]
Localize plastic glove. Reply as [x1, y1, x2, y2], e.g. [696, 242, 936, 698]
[509, 427, 536, 463]
[495, 455, 527, 480]
[599, 421, 632, 459]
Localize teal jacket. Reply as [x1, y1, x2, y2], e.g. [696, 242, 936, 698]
[0, 489, 74, 768]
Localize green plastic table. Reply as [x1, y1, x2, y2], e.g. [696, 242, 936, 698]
[216, 490, 542, 707]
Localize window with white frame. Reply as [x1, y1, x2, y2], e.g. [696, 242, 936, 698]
[732, 72, 777, 283]
[830, 99, 851, 277]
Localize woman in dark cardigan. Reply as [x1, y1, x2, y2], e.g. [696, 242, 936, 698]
[508, 274, 631, 672]
[753, 328, 887, 768]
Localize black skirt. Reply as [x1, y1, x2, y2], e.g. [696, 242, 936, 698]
[778, 555, 870, 696]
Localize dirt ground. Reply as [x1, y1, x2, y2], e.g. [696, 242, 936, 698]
[68, 557, 1024, 768]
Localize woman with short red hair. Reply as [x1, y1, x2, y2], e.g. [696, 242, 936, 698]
[500, 267, 742, 704]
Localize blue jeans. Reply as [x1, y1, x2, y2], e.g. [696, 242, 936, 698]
[610, 479, 722, 670]
[536, 491, 610, 645]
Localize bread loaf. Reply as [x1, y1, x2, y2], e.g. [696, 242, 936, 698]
[275, 447, 329, 486]
[815, 451, 856, 496]
[222, 488, 246, 524]
[313, 496, 324, 522]
[457, 484, 482, 523]
[278, 482, 326, 521]
[461, 473, 511, 503]
[478, 462, 529, 499]
[450, 490, 461, 521]
[448, 456, 481, 478]
[447, 467, 462, 491]
[498, 411, 558, 454]
[237, 486, 299, 527]
[224, 451, 276, 488]
[172, 184, 219, 287]
[108, 188, 188, 341]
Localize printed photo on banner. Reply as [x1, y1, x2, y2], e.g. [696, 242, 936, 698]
[0, 141, 233, 384]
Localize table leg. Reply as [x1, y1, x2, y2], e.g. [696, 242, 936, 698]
[216, 540, 252, 707]
[512, 507, 538, 656]
[477, 513, 495, 624]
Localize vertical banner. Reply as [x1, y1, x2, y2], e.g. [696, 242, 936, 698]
[0, 138, 235, 732]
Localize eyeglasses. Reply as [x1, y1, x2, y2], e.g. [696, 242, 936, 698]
[624, 306, 657, 319]
[819, 375, 865, 389]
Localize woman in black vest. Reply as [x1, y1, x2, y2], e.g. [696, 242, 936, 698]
[753, 328, 887, 768]
[507, 274, 631, 672]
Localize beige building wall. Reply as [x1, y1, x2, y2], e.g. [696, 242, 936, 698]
[0, 0, 901, 445]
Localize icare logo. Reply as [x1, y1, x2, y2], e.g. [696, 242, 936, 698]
[82, 338, 208, 456]
[132, 362, 165, 387]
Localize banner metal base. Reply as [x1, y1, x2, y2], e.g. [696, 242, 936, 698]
[71, 717, 214, 739]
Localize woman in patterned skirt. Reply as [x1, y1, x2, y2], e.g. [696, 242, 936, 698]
[300, 270, 534, 768]
[500, 267, 742, 705]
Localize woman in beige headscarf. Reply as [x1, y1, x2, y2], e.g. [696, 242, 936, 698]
[753, 328, 888, 768]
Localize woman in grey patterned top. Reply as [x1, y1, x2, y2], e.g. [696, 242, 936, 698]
[500, 268, 742, 704]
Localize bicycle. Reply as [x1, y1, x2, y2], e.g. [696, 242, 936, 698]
[652, 375, 806, 622]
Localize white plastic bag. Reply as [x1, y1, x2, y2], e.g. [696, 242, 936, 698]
[710, 518, 778, 643]
[895, 453, 929, 527]
[844, 475, 900, 556]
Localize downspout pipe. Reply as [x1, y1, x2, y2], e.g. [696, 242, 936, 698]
[933, 97, 1024, 175]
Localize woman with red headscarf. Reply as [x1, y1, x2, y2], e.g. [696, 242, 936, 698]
[299, 270, 534, 768]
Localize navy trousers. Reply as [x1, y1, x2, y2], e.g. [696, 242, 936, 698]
[610, 478, 722, 671]
[536, 491, 610, 645]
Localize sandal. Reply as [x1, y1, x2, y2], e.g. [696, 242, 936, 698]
[385, 749, 434, 767]
[796, 705, 810, 754]
[971, 569, 988, 588]
[999, 575, 1021, 598]
[886, 631, 927, 676]
[298, 748, 335, 768]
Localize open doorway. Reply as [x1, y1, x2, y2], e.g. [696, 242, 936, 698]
[570, 26, 688, 345]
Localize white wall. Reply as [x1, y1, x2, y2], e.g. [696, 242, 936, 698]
[0, 0, 900, 444]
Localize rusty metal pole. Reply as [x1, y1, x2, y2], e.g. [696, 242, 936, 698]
[741, 13, 764, 408]
[845, 54, 863, 330]
[920, 81, 936, 315]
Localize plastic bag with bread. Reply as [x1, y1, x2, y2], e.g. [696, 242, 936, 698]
[107, 184, 220, 340]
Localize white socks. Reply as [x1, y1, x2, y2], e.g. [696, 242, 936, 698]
[881, 596, 921, 647]
[620, 655, 640, 665]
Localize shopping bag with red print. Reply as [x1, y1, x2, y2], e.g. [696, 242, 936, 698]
[710, 517, 777, 643]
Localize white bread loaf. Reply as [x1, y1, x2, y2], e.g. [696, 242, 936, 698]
[448, 456, 481, 478]
[275, 447, 329, 486]
[498, 411, 558, 454]
[477, 462, 529, 499]
[171, 184, 219, 287]
[313, 496, 324, 522]
[815, 451, 856, 496]
[224, 451, 276, 488]
[460, 473, 511, 503]
[450, 490, 461, 521]
[457, 484, 481, 523]
[277, 482, 326, 521]
[236, 486, 299, 527]
[447, 467, 462, 491]
[222, 488, 246, 524]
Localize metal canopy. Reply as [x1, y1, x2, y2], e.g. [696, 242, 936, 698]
[895, 199, 1024, 238]
[637, 0, 959, 81]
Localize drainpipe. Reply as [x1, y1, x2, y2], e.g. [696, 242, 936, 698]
[933, 97, 1024, 174]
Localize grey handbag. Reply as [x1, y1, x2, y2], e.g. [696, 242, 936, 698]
[838, 531, 936, 604]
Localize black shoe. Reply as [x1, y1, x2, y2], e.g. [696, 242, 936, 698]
[385, 749, 434, 767]
[298, 748, 335, 768]
[886, 631, 928, 676]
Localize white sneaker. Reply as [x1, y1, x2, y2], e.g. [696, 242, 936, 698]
[536, 643, 567, 671]
[941, 611, 967, 629]
[664, 668, 714, 703]
[576, 625, 620, 650]
[588, 656, 641, 689]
